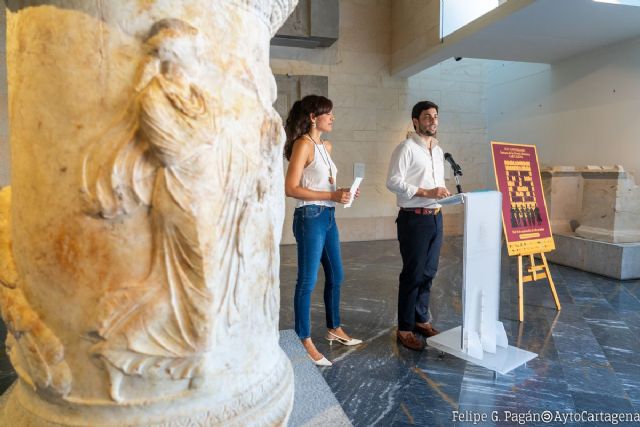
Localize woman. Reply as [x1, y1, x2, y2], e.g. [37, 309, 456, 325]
[284, 95, 362, 367]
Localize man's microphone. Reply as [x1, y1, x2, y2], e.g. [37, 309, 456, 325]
[444, 153, 463, 194]
[444, 153, 462, 176]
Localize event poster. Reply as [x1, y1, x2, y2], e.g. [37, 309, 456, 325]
[491, 142, 555, 256]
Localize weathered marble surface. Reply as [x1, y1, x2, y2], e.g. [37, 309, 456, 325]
[545, 233, 640, 280]
[577, 166, 639, 243]
[542, 165, 640, 243]
[0, 1, 297, 425]
[541, 166, 582, 234]
[543, 165, 640, 279]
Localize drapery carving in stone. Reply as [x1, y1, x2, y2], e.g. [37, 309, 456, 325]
[3, 1, 298, 424]
[81, 19, 216, 401]
[0, 187, 72, 397]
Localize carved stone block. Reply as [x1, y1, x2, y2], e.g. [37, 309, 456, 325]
[542, 165, 640, 243]
[0, 1, 297, 425]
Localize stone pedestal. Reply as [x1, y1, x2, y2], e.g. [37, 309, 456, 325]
[577, 166, 640, 243]
[542, 165, 640, 243]
[541, 166, 583, 234]
[543, 165, 640, 279]
[0, 1, 297, 425]
[545, 233, 640, 280]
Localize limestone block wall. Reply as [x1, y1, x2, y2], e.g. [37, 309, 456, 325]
[488, 36, 640, 181]
[0, 0, 494, 240]
[391, 0, 440, 75]
[271, 0, 492, 244]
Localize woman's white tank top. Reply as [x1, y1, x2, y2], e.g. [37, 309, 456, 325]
[296, 141, 338, 208]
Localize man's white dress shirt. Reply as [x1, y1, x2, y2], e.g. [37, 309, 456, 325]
[386, 132, 446, 208]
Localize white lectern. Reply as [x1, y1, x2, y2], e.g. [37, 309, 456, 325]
[427, 191, 537, 374]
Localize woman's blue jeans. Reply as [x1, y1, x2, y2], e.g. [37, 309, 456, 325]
[293, 205, 344, 339]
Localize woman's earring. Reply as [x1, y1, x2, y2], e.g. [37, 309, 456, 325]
[311, 122, 316, 128]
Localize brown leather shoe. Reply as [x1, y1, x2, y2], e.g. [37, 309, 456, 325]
[396, 331, 425, 351]
[414, 323, 439, 338]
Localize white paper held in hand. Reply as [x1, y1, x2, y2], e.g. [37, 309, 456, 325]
[434, 193, 464, 206]
[344, 177, 363, 208]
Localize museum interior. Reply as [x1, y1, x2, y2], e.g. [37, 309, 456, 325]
[1, 0, 640, 426]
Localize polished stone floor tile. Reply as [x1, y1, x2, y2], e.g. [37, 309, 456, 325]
[458, 359, 574, 412]
[620, 309, 640, 336]
[607, 359, 640, 410]
[392, 350, 467, 426]
[622, 281, 640, 302]
[500, 328, 559, 364]
[588, 320, 640, 366]
[550, 318, 627, 397]
[571, 389, 635, 413]
[280, 238, 639, 425]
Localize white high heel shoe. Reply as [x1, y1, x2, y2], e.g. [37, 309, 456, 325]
[308, 354, 333, 367]
[326, 331, 363, 346]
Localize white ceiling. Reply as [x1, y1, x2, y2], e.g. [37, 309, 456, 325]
[393, 0, 640, 76]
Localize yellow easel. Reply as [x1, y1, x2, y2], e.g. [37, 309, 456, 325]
[516, 252, 561, 322]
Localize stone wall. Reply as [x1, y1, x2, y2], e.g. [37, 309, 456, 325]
[488, 36, 640, 181]
[0, 0, 496, 239]
[391, 0, 440, 75]
[271, 0, 492, 243]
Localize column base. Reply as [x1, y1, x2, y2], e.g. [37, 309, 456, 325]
[0, 353, 293, 427]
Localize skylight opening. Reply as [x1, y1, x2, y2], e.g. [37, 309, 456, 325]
[593, 0, 640, 6]
[441, 0, 500, 38]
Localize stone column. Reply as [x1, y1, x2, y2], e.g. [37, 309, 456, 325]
[0, 1, 297, 425]
[0, 5, 8, 187]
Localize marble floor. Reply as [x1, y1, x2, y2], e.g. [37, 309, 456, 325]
[280, 237, 640, 426]
[2, 237, 640, 426]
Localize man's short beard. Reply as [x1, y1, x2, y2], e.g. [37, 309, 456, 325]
[418, 124, 436, 137]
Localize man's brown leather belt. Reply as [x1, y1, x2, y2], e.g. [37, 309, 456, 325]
[400, 207, 441, 215]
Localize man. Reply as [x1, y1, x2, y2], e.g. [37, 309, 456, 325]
[386, 101, 451, 351]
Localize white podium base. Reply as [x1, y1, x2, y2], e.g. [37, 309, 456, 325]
[427, 327, 537, 375]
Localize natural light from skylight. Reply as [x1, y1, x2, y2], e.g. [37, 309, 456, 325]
[441, 0, 500, 38]
[593, 0, 640, 6]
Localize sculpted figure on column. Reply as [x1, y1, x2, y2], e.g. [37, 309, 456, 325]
[83, 18, 216, 402]
[0, 1, 297, 426]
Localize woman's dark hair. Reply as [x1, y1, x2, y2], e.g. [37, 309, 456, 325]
[284, 95, 333, 160]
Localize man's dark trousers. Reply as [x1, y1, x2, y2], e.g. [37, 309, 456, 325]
[396, 210, 443, 332]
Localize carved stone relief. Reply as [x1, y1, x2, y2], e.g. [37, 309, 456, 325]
[0, 188, 72, 397]
[1, 1, 297, 425]
[81, 18, 216, 402]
